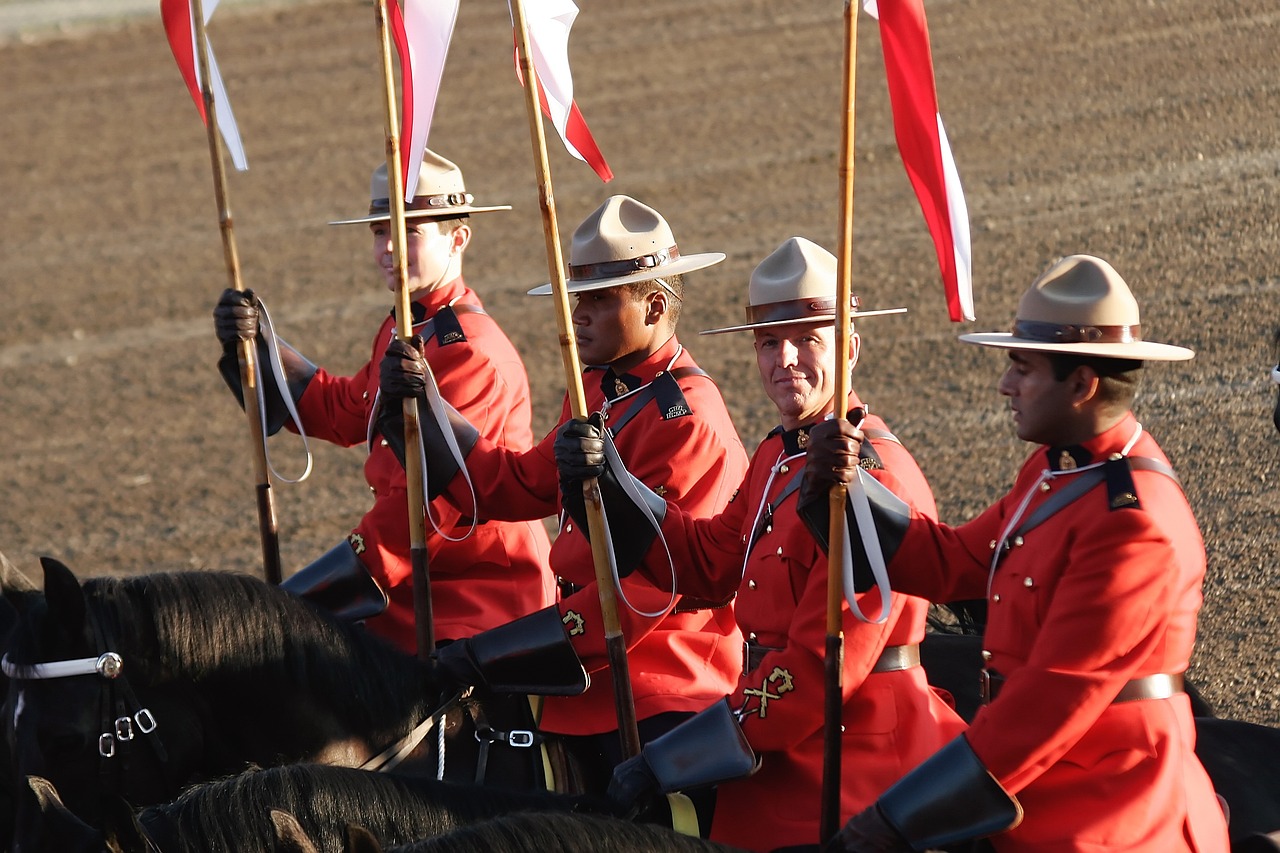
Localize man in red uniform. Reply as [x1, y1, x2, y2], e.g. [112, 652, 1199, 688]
[817, 254, 1230, 852]
[554, 236, 967, 851]
[378, 195, 749, 806]
[212, 150, 553, 653]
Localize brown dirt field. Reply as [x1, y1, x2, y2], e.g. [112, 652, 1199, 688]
[1, 0, 1277, 725]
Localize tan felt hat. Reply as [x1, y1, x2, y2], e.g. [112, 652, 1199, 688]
[527, 195, 725, 296]
[329, 149, 511, 226]
[959, 254, 1193, 361]
[700, 236, 905, 335]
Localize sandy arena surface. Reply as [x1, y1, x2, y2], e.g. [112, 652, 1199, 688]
[0, 0, 1277, 725]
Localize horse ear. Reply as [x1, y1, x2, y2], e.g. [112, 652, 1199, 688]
[270, 809, 323, 853]
[17, 775, 103, 853]
[39, 557, 88, 641]
[0, 550, 41, 623]
[345, 823, 385, 853]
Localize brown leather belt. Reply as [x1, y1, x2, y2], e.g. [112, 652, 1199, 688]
[744, 641, 920, 674]
[980, 669, 1184, 705]
[872, 643, 921, 673]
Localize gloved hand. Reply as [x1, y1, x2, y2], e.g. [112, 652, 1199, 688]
[430, 638, 485, 692]
[554, 413, 607, 486]
[606, 752, 660, 819]
[823, 803, 911, 853]
[380, 335, 428, 402]
[800, 416, 865, 506]
[213, 288, 260, 350]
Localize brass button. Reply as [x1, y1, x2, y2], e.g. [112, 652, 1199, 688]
[565, 523, 573, 533]
[380, 439, 389, 447]
[1039, 481, 1051, 492]
[748, 632, 758, 642]
[748, 579, 757, 590]
[981, 649, 992, 662]
[780, 464, 790, 474]
[1023, 577, 1034, 588]
[1013, 536, 1024, 547]
[369, 486, 377, 495]
[362, 391, 369, 400]
[776, 547, 783, 556]
[989, 540, 997, 550]
[993, 594, 1001, 603]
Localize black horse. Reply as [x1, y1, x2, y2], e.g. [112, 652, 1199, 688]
[1, 558, 549, 841]
[21, 764, 606, 853]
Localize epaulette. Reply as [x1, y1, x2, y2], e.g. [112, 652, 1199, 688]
[1103, 456, 1141, 511]
[652, 368, 704, 421]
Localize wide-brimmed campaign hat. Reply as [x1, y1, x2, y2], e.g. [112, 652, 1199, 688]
[526, 195, 725, 296]
[329, 150, 511, 226]
[700, 236, 905, 335]
[959, 254, 1193, 361]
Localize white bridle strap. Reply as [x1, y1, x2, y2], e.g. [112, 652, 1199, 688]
[1, 652, 123, 680]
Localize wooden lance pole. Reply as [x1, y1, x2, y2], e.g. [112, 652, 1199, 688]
[373, 0, 435, 659]
[821, 0, 859, 844]
[190, 0, 283, 585]
[510, 0, 642, 759]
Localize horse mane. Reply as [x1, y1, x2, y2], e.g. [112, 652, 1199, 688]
[81, 571, 441, 735]
[137, 763, 592, 853]
[384, 810, 742, 853]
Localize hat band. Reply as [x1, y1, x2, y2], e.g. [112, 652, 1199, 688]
[1012, 319, 1140, 344]
[746, 295, 860, 325]
[368, 192, 475, 216]
[569, 246, 680, 281]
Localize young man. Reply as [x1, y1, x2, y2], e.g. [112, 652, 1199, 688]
[212, 150, 553, 653]
[555, 237, 967, 851]
[378, 194, 750, 803]
[816, 255, 1230, 852]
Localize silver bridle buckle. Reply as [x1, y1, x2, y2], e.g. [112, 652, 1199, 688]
[96, 652, 124, 679]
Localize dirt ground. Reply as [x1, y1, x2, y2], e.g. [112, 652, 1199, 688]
[1, 0, 1276, 726]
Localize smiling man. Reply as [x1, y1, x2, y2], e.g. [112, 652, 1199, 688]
[813, 254, 1230, 852]
[553, 236, 965, 850]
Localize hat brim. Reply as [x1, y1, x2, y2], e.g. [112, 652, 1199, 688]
[328, 204, 512, 226]
[958, 332, 1194, 361]
[699, 307, 907, 336]
[526, 252, 726, 296]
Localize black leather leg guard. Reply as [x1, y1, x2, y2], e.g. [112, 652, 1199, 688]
[218, 337, 317, 435]
[456, 606, 589, 696]
[375, 396, 479, 500]
[877, 735, 1022, 851]
[560, 465, 667, 579]
[798, 469, 912, 593]
[643, 698, 757, 793]
[282, 542, 388, 622]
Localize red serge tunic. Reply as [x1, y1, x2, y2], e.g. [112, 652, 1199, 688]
[444, 336, 750, 736]
[292, 278, 554, 651]
[651, 397, 966, 852]
[875, 414, 1228, 852]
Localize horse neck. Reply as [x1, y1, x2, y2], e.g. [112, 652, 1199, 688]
[96, 576, 449, 743]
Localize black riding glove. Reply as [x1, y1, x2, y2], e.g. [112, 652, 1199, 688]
[824, 803, 911, 853]
[213, 287, 260, 351]
[554, 414, 607, 484]
[380, 335, 428, 402]
[607, 753, 660, 819]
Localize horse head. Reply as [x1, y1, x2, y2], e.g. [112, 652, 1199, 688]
[5, 558, 187, 835]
